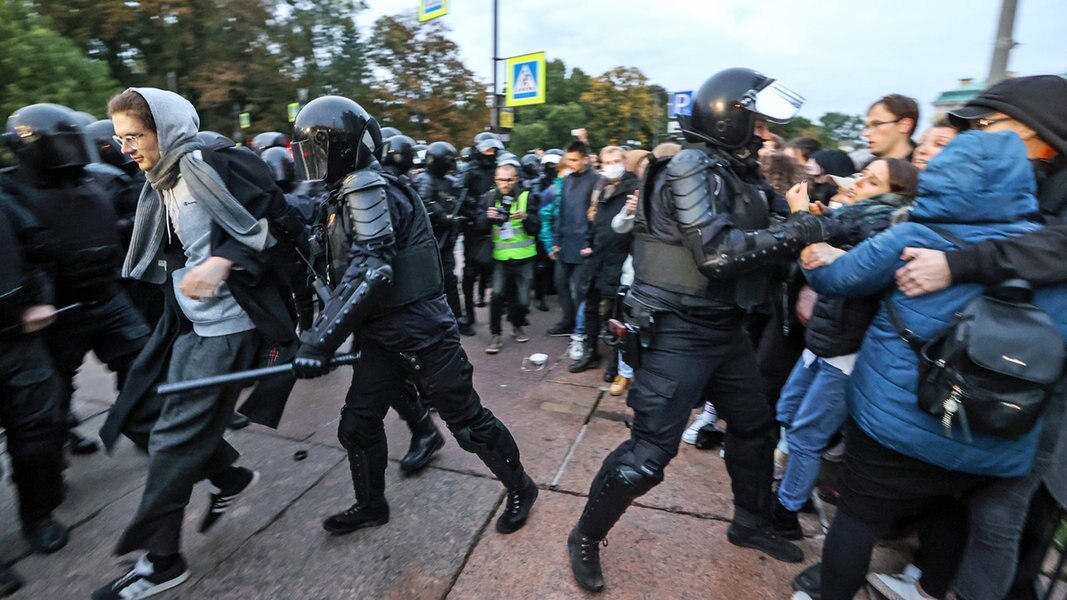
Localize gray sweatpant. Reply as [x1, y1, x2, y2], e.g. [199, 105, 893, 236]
[117, 328, 260, 556]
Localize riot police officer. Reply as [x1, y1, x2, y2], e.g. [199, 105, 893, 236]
[378, 134, 416, 179]
[567, 68, 828, 592]
[290, 96, 537, 535]
[460, 133, 503, 328]
[0, 189, 69, 558]
[250, 131, 291, 156]
[415, 141, 468, 331]
[3, 104, 151, 456]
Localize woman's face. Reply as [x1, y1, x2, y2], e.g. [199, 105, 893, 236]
[844, 160, 892, 203]
[913, 126, 958, 170]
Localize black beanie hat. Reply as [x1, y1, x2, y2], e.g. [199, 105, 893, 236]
[949, 75, 1067, 156]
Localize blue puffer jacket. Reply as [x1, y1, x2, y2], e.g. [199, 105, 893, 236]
[805, 131, 1067, 477]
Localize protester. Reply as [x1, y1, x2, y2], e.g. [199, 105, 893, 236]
[862, 93, 919, 160]
[796, 130, 1067, 600]
[568, 146, 637, 374]
[93, 88, 300, 600]
[547, 140, 596, 337]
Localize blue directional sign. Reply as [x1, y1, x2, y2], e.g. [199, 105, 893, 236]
[505, 52, 546, 107]
[668, 91, 693, 118]
[418, 0, 448, 22]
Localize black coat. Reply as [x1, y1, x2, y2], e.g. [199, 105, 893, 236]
[100, 147, 299, 450]
[586, 173, 637, 295]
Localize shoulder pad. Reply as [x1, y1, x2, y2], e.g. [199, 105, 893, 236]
[340, 170, 388, 195]
[665, 148, 711, 179]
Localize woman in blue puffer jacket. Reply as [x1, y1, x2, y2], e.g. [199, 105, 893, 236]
[800, 130, 1067, 600]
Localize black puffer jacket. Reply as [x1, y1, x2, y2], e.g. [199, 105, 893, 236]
[587, 172, 638, 295]
[804, 195, 908, 357]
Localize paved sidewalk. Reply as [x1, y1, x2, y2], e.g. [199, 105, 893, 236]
[2, 298, 924, 599]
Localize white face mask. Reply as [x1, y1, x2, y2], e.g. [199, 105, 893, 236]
[602, 163, 625, 180]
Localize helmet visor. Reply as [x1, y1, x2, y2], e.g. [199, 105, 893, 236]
[40, 132, 91, 170]
[292, 131, 329, 182]
[748, 81, 805, 124]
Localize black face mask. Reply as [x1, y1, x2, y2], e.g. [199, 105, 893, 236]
[476, 152, 497, 169]
[543, 165, 557, 179]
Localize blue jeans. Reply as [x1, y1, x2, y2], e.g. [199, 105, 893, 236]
[775, 355, 851, 512]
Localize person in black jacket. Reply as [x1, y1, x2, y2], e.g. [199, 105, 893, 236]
[0, 190, 70, 562]
[289, 96, 537, 543]
[567, 68, 825, 593]
[415, 141, 468, 331]
[4, 103, 152, 457]
[568, 146, 637, 374]
[772, 158, 917, 540]
[459, 134, 503, 330]
[547, 140, 597, 336]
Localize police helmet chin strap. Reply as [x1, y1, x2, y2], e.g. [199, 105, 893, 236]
[356, 116, 379, 169]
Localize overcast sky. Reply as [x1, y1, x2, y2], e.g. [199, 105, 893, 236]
[358, 0, 1066, 124]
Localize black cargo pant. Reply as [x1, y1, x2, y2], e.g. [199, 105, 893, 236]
[441, 243, 462, 319]
[579, 309, 777, 537]
[0, 337, 65, 525]
[44, 292, 151, 418]
[337, 332, 527, 505]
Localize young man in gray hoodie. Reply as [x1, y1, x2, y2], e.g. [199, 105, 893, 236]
[93, 88, 298, 600]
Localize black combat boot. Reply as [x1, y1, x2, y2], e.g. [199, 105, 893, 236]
[323, 444, 390, 535]
[0, 563, 22, 597]
[568, 464, 644, 592]
[464, 421, 538, 533]
[496, 473, 538, 534]
[400, 414, 445, 475]
[727, 506, 803, 563]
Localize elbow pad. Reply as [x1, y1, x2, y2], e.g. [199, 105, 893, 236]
[666, 149, 719, 231]
[340, 171, 393, 242]
[302, 263, 393, 353]
[700, 212, 827, 279]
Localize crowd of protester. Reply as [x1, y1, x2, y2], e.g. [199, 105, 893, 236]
[0, 71, 1064, 599]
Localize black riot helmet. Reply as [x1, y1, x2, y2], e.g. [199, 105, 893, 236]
[197, 131, 237, 148]
[260, 146, 295, 191]
[520, 153, 541, 179]
[378, 134, 416, 175]
[411, 144, 427, 168]
[291, 95, 381, 184]
[85, 119, 135, 170]
[379, 126, 402, 140]
[5, 103, 92, 177]
[679, 68, 804, 150]
[425, 141, 457, 177]
[545, 148, 564, 157]
[459, 146, 472, 162]
[251, 131, 291, 156]
[474, 131, 505, 154]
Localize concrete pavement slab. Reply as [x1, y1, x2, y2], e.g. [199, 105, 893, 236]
[448, 487, 821, 599]
[184, 460, 503, 600]
[9, 428, 344, 598]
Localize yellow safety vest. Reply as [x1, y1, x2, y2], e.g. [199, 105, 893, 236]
[491, 191, 537, 261]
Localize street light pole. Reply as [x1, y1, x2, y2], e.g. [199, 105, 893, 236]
[491, 0, 499, 132]
[986, 0, 1019, 86]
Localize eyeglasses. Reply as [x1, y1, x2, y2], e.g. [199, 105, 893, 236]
[494, 178, 517, 183]
[112, 133, 145, 150]
[973, 117, 1012, 131]
[862, 118, 901, 131]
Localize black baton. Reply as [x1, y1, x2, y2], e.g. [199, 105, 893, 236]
[155, 352, 360, 396]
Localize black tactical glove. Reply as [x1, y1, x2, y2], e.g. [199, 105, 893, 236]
[293, 339, 334, 379]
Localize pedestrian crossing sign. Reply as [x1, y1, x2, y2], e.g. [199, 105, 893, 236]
[418, 0, 448, 22]
[505, 52, 546, 107]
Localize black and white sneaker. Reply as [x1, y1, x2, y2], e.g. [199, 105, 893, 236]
[199, 468, 260, 533]
[92, 555, 190, 600]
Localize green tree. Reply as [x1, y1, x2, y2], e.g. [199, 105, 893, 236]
[0, 0, 119, 120]
[818, 112, 865, 149]
[508, 122, 550, 155]
[579, 67, 661, 148]
[364, 12, 487, 144]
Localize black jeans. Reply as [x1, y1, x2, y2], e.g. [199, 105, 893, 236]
[489, 260, 533, 335]
[0, 337, 65, 525]
[441, 244, 462, 319]
[553, 261, 586, 328]
[605, 309, 776, 518]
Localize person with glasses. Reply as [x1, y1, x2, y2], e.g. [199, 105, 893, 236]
[886, 74, 1067, 600]
[861, 93, 920, 161]
[480, 164, 540, 354]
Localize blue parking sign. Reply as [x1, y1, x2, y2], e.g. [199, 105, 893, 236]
[668, 91, 693, 118]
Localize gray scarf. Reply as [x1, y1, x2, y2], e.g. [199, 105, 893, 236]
[122, 87, 271, 282]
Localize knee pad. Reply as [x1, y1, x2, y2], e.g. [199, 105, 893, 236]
[337, 409, 386, 452]
[451, 417, 502, 454]
[612, 440, 671, 496]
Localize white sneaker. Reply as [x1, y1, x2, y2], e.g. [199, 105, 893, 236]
[773, 448, 788, 481]
[567, 334, 586, 360]
[790, 593, 815, 600]
[865, 573, 925, 600]
[682, 407, 718, 445]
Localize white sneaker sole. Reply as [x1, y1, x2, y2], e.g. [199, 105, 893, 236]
[206, 470, 260, 531]
[130, 569, 192, 599]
